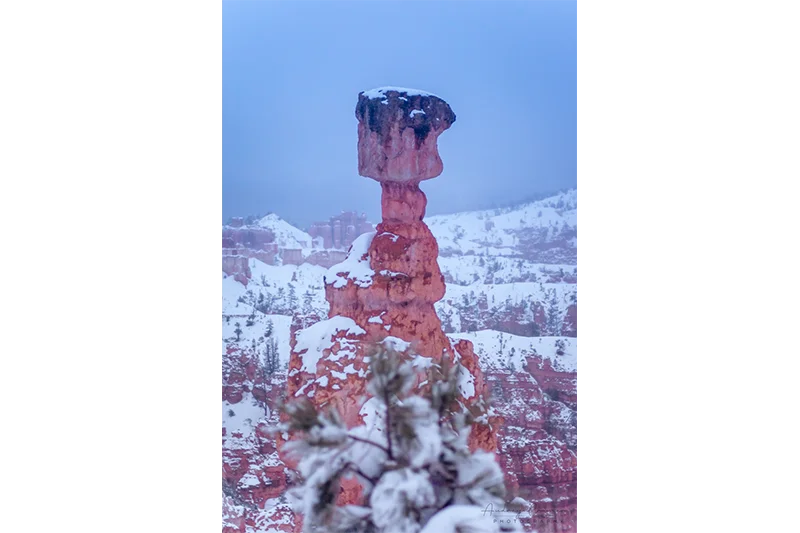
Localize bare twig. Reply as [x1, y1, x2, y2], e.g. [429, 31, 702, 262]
[348, 434, 390, 455]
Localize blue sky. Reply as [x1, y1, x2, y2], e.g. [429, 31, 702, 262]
[223, 0, 576, 227]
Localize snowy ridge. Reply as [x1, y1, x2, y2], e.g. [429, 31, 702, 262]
[256, 212, 313, 250]
[438, 256, 576, 286]
[427, 189, 576, 262]
[450, 330, 577, 373]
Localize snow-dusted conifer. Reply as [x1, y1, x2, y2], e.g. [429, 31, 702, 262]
[302, 290, 315, 314]
[545, 289, 562, 336]
[279, 343, 521, 533]
[263, 337, 280, 376]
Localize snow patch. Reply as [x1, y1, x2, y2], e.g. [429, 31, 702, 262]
[361, 86, 440, 100]
[368, 312, 386, 324]
[458, 366, 476, 398]
[378, 231, 400, 242]
[293, 316, 366, 374]
[382, 336, 411, 352]
[325, 231, 376, 288]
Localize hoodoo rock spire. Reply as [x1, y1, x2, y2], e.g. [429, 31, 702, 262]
[279, 88, 499, 529]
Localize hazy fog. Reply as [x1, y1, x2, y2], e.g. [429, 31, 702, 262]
[223, 0, 576, 228]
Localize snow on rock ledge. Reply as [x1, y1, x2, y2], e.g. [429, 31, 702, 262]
[292, 316, 366, 375]
[324, 231, 376, 288]
[360, 86, 441, 100]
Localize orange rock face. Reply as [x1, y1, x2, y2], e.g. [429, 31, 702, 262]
[281, 89, 499, 495]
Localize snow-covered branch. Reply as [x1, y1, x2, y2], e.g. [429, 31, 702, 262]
[279, 342, 521, 533]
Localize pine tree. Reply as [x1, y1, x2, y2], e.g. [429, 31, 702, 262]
[555, 339, 566, 357]
[461, 294, 470, 308]
[545, 289, 561, 336]
[441, 309, 454, 333]
[263, 337, 280, 376]
[507, 347, 517, 372]
[280, 344, 522, 533]
[288, 283, 299, 311]
[276, 287, 286, 312]
[302, 290, 314, 315]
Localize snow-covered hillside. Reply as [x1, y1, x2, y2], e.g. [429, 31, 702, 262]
[223, 260, 329, 318]
[428, 189, 576, 264]
[450, 330, 577, 374]
[224, 189, 577, 343]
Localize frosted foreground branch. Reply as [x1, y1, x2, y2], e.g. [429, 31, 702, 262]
[277, 344, 525, 533]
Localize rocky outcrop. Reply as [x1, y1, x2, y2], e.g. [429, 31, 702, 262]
[222, 255, 252, 286]
[223, 226, 277, 251]
[222, 341, 296, 533]
[279, 249, 304, 266]
[487, 365, 577, 533]
[562, 304, 577, 338]
[222, 225, 278, 283]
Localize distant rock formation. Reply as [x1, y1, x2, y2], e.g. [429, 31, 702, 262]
[221, 254, 253, 286]
[223, 211, 376, 277]
[308, 211, 375, 250]
[222, 226, 278, 284]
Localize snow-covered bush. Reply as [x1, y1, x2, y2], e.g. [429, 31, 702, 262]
[279, 344, 521, 533]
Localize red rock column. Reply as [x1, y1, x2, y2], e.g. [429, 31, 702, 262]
[286, 87, 498, 457]
[321, 88, 459, 358]
[357, 88, 497, 452]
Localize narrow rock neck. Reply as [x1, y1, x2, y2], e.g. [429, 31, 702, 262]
[380, 181, 427, 223]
